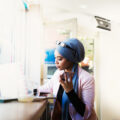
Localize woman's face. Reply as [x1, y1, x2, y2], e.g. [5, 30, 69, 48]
[54, 50, 73, 71]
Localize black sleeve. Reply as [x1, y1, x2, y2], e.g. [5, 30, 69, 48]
[66, 89, 85, 117]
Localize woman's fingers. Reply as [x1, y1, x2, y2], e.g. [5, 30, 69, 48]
[59, 78, 64, 85]
[64, 72, 68, 83]
[59, 74, 65, 86]
[69, 72, 74, 83]
[59, 72, 74, 93]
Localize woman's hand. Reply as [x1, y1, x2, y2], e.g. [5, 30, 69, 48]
[59, 72, 74, 93]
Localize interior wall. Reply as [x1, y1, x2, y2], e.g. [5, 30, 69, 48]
[77, 13, 120, 120]
[43, 18, 78, 49]
[96, 22, 120, 120]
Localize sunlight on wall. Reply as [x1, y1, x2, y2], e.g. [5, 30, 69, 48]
[0, 0, 42, 90]
[97, 22, 120, 120]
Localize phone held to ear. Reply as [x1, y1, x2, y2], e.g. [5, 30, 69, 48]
[61, 72, 70, 81]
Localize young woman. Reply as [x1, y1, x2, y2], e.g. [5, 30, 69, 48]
[38, 38, 98, 120]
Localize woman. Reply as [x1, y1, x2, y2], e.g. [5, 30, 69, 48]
[39, 38, 98, 120]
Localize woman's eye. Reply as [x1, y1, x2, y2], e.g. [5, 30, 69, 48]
[55, 57, 62, 61]
[58, 58, 62, 61]
[55, 56, 63, 61]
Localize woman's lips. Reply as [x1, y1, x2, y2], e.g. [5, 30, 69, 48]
[56, 65, 60, 69]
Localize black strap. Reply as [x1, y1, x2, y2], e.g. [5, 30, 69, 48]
[67, 89, 85, 117]
[56, 85, 64, 105]
[51, 85, 64, 120]
[52, 85, 72, 120]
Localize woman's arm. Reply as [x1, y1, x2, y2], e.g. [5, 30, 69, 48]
[66, 89, 85, 117]
[38, 70, 59, 94]
[67, 74, 95, 118]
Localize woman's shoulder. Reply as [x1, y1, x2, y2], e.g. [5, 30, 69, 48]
[78, 66, 94, 80]
[78, 66, 94, 87]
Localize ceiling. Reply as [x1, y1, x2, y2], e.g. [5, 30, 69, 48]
[36, 0, 120, 23]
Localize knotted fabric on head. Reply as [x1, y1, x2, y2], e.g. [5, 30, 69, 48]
[56, 38, 85, 63]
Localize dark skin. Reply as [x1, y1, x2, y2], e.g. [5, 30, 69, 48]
[54, 50, 74, 93]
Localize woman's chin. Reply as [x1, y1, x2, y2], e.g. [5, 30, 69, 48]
[58, 68, 64, 70]
[56, 66, 64, 70]
[57, 67, 62, 70]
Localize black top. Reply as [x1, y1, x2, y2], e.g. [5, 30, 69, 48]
[66, 89, 85, 117]
[57, 85, 85, 119]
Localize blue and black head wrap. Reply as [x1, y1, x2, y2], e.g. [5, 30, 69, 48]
[56, 38, 85, 63]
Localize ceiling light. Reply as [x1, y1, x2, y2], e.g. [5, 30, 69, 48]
[80, 4, 87, 9]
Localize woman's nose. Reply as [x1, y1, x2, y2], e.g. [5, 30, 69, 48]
[55, 59, 58, 64]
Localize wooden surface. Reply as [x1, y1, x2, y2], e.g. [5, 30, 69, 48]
[0, 100, 47, 120]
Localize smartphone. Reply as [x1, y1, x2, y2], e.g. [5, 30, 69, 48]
[61, 72, 70, 81]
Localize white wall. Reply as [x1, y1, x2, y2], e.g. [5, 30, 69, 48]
[95, 22, 120, 120]
[77, 13, 120, 120]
